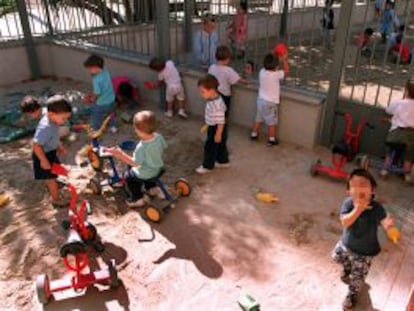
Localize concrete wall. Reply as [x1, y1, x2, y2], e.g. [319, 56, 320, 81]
[0, 43, 32, 84]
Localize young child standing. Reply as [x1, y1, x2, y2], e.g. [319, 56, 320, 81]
[32, 96, 72, 206]
[321, 0, 335, 48]
[380, 0, 395, 43]
[83, 54, 117, 133]
[250, 53, 289, 146]
[227, 2, 248, 59]
[332, 168, 399, 310]
[104, 110, 167, 207]
[148, 58, 188, 119]
[208, 45, 250, 118]
[196, 74, 229, 174]
[381, 78, 414, 182]
[193, 13, 219, 70]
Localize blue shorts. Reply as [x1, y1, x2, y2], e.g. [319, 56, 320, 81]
[90, 103, 116, 131]
[255, 98, 278, 126]
[32, 150, 60, 180]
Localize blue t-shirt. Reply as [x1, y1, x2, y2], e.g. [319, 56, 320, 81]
[340, 197, 387, 256]
[33, 115, 60, 152]
[132, 133, 167, 179]
[92, 68, 115, 106]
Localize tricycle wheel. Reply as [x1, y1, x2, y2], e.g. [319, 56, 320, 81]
[89, 178, 102, 195]
[108, 259, 120, 288]
[175, 178, 191, 197]
[145, 204, 164, 223]
[36, 274, 51, 305]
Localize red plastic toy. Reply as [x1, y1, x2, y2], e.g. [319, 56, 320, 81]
[144, 81, 157, 90]
[35, 164, 119, 305]
[310, 113, 370, 180]
[274, 43, 288, 57]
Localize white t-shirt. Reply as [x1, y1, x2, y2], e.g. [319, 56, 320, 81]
[208, 64, 241, 96]
[158, 60, 182, 88]
[258, 68, 285, 104]
[386, 98, 414, 131]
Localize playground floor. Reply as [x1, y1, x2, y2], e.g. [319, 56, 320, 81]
[0, 79, 413, 311]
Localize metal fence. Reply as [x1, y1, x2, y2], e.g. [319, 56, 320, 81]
[1, 0, 413, 108]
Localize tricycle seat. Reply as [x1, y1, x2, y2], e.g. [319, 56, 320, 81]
[60, 229, 86, 257]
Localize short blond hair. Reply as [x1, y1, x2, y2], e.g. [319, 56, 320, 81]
[133, 110, 157, 134]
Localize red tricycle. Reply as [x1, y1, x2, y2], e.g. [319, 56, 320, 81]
[35, 164, 119, 305]
[310, 112, 371, 180]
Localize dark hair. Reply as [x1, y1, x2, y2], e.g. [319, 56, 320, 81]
[247, 60, 255, 69]
[133, 110, 157, 134]
[263, 53, 278, 70]
[396, 33, 403, 44]
[20, 95, 41, 113]
[240, 2, 247, 11]
[149, 57, 166, 72]
[406, 78, 414, 99]
[198, 74, 219, 90]
[202, 13, 216, 24]
[399, 24, 405, 33]
[83, 54, 104, 68]
[364, 27, 374, 36]
[215, 45, 231, 61]
[346, 168, 377, 190]
[118, 82, 133, 99]
[46, 95, 72, 114]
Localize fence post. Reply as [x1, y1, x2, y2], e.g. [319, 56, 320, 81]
[321, 1, 354, 145]
[155, 0, 170, 109]
[41, 0, 54, 36]
[184, 0, 195, 52]
[16, 0, 41, 80]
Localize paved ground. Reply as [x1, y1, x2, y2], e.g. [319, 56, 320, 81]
[0, 79, 413, 311]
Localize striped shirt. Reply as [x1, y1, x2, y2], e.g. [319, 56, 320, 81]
[205, 96, 226, 125]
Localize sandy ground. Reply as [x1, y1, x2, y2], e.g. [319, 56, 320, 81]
[0, 80, 413, 311]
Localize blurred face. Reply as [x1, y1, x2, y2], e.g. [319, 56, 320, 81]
[28, 109, 41, 119]
[49, 112, 71, 125]
[203, 21, 215, 33]
[198, 86, 216, 100]
[86, 66, 101, 75]
[348, 176, 374, 204]
[244, 63, 253, 76]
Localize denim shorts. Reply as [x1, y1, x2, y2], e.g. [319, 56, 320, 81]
[255, 97, 278, 126]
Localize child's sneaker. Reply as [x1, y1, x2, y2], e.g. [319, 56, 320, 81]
[405, 173, 413, 183]
[342, 293, 357, 310]
[178, 109, 188, 119]
[110, 126, 118, 134]
[267, 138, 279, 146]
[215, 162, 231, 168]
[164, 110, 173, 118]
[380, 169, 388, 179]
[148, 187, 165, 199]
[250, 132, 259, 140]
[195, 166, 212, 174]
[125, 198, 146, 208]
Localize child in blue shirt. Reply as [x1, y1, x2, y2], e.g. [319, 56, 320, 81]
[83, 54, 117, 133]
[380, 0, 395, 43]
[32, 96, 72, 206]
[105, 110, 167, 207]
[193, 14, 219, 70]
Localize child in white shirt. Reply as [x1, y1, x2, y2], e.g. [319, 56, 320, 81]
[250, 53, 289, 146]
[148, 58, 188, 119]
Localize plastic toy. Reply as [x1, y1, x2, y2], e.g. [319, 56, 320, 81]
[0, 192, 10, 207]
[238, 293, 260, 311]
[255, 192, 279, 203]
[386, 226, 401, 244]
[273, 43, 288, 57]
[35, 164, 119, 305]
[144, 81, 157, 90]
[310, 112, 371, 180]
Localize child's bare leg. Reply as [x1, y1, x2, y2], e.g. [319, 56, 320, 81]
[165, 101, 173, 117]
[251, 122, 261, 138]
[45, 179, 59, 201]
[177, 100, 188, 118]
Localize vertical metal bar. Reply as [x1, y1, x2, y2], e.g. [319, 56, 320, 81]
[184, 0, 194, 53]
[15, 0, 41, 79]
[321, 0, 354, 145]
[41, 0, 54, 35]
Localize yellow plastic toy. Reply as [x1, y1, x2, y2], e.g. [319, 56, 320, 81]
[386, 226, 401, 244]
[0, 193, 10, 207]
[255, 192, 279, 203]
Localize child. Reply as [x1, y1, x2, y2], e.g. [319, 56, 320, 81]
[148, 58, 188, 118]
[196, 74, 229, 174]
[111, 76, 140, 108]
[208, 45, 250, 118]
[356, 27, 374, 57]
[321, 0, 334, 48]
[227, 2, 248, 59]
[83, 54, 117, 133]
[243, 60, 255, 79]
[250, 53, 289, 146]
[381, 78, 414, 182]
[380, 0, 395, 43]
[374, 0, 383, 19]
[20, 95, 42, 120]
[32, 95, 72, 206]
[331, 168, 398, 310]
[104, 110, 167, 207]
[193, 13, 219, 70]
[390, 34, 412, 64]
